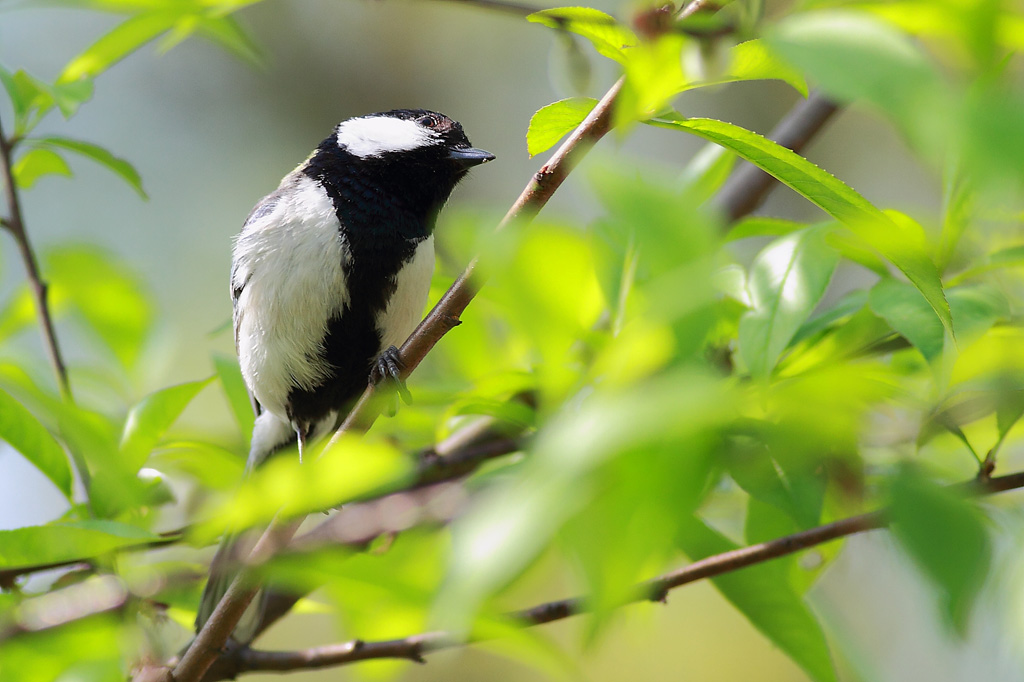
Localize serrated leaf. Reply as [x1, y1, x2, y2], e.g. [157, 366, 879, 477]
[213, 353, 255, 439]
[12, 148, 71, 189]
[526, 97, 597, 157]
[739, 227, 839, 378]
[60, 11, 181, 83]
[120, 377, 213, 474]
[32, 136, 146, 198]
[676, 515, 838, 682]
[647, 115, 952, 334]
[888, 468, 990, 634]
[527, 7, 637, 63]
[0, 387, 72, 498]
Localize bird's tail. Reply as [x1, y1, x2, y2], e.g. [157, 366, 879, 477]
[194, 411, 295, 642]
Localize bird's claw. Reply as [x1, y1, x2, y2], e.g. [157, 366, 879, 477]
[370, 346, 413, 405]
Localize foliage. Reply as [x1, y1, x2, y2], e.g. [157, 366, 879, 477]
[2, 0, 1024, 680]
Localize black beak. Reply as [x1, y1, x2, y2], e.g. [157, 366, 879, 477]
[448, 146, 495, 169]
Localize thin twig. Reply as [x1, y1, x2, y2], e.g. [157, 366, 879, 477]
[226, 470, 1024, 675]
[0, 112, 72, 400]
[433, 0, 542, 16]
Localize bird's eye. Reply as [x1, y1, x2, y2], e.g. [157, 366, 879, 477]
[418, 114, 440, 128]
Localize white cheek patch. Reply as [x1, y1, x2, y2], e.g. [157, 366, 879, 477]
[336, 116, 439, 158]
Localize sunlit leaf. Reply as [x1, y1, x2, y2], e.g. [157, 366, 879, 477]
[869, 278, 943, 362]
[676, 515, 838, 682]
[526, 97, 597, 157]
[647, 115, 952, 334]
[888, 468, 991, 634]
[12, 148, 72, 189]
[149, 440, 245, 489]
[527, 7, 637, 63]
[677, 141, 736, 203]
[726, 217, 806, 242]
[0, 387, 72, 499]
[696, 38, 808, 96]
[60, 11, 181, 83]
[120, 377, 213, 474]
[618, 33, 688, 125]
[32, 136, 146, 198]
[739, 227, 839, 378]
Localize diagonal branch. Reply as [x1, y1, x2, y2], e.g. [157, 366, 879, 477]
[228, 469, 1024, 675]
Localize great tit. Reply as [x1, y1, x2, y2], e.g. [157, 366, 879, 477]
[195, 109, 493, 640]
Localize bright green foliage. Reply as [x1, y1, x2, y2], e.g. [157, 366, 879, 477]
[526, 97, 598, 156]
[0, 520, 156, 570]
[12, 148, 72, 189]
[739, 226, 839, 378]
[31, 137, 146, 198]
[119, 378, 213, 474]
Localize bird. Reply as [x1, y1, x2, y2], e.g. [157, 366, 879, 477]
[195, 109, 494, 641]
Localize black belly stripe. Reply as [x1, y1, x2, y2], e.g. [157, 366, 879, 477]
[285, 147, 435, 427]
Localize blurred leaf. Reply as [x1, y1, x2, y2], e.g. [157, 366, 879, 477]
[648, 115, 952, 334]
[12, 148, 72, 189]
[677, 141, 736, 203]
[445, 397, 535, 430]
[198, 433, 412, 540]
[702, 38, 808, 96]
[32, 137, 146, 198]
[676, 515, 838, 682]
[45, 246, 154, 369]
[869, 278, 943, 362]
[527, 7, 637, 63]
[618, 33, 688, 125]
[437, 369, 727, 632]
[766, 10, 947, 155]
[213, 353, 255, 439]
[949, 244, 1024, 284]
[726, 216, 805, 242]
[0, 286, 44, 343]
[790, 289, 869, 348]
[0, 387, 72, 499]
[60, 11, 181, 82]
[192, 14, 263, 64]
[120, 377, 213, 474]
[0, 614, 123, 682]
[149, 440, 245, 489]
[887, 468, 991, 634]
[739, 227, 839, 378]
[0, 67, 50, 135]
[0, 520, 156, 570]
[526, 97, 597, 157]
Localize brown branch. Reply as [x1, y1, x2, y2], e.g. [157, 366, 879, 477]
[0, 113, 72, 400]
[227, 469, 1024, 676]
[710, 90, 840, 223]
[433, 0, 542, 17]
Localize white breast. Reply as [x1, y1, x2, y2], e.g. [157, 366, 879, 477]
[375, 236, 435, 351]
[231, 174, 350, 420]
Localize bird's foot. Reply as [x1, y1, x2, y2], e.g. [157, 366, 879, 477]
[370, 346, 413, 406]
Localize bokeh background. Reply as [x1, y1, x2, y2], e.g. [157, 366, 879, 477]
[2, 0, 1023, 680]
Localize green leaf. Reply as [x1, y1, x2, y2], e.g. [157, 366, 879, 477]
[699, 38, 808, 96]
[0, 387, 72, 498]
[0, 67, 50, 134]
[869, 278, 943, 362]
[648, 115, 952, 334]
[213, 353, 255, 439]
[887, 468, 991, 634]
[526, 97, 597, 157]
[766, 10, 947, 154]
[0, 520, 157, 570]
[527, 7, 637, 63]
[739, 227, 839, 378]
[32, 136, 146, 198]
[676, 515, 838, 682]
[60, 11, 181, 83]
[120, 377, 213, 474]
[193, 14, 264, 65]
[726, 217, 806, 242]
[148, 440, 245, 490]
[45, 246, 154, 369]
[677, 142, 736, 203]
[12, 148, 72, 189]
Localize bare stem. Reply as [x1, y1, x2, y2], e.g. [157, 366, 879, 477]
[0, 112, 72, 400]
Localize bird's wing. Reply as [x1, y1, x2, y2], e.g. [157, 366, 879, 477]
[232, 189, 286, 418]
